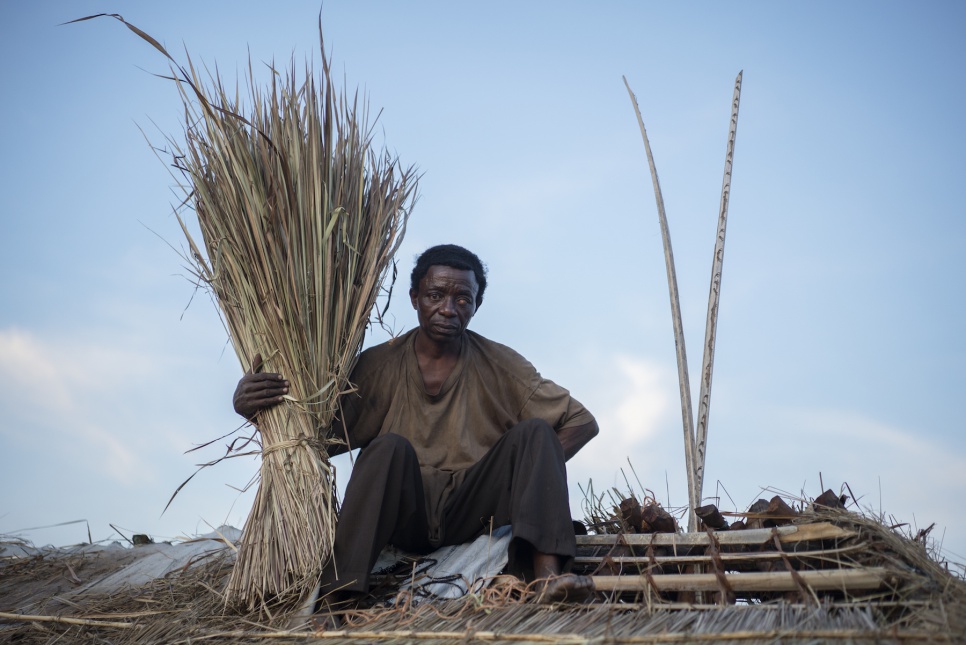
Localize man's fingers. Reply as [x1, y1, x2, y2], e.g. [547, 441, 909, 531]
[248, 386, 289, 401]
[242, 373, 289, 392]
[234, 359, 288, 420]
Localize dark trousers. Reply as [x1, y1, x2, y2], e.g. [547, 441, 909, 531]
[319, 418, 575, 594]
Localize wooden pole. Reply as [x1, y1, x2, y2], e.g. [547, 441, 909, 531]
[0, 612, 134, 629]
[693, 71, 743, 505]
[574, 543, 866, 568]
[592, 567, 891, 593]
[623, 76, 699, 526]
[196, 627, 950, 643]
[576, 521, 855, 547]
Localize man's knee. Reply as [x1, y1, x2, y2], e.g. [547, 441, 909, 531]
[504, 418, 564, 458]
[357, 433, 416, 467]
[368, 432, 413, 451]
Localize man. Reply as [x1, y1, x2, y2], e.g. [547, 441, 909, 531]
[234, 244, 598, 604]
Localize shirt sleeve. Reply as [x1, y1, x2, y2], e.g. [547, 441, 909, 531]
[520, 377, 595, 431]
[332, 345, 390, 452]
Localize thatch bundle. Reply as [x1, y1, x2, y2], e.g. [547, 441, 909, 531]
[173, 39, 416, 607]
[80, 15, 418, 607]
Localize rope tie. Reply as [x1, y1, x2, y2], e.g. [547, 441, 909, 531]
[261, 436, 326, 457]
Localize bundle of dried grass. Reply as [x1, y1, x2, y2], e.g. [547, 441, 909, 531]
[178, 46, 415, 610]
[76, 15, 417, 608]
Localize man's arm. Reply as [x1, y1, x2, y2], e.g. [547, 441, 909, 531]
[233, 354, 358, 459]
[556, 419, 599, 461]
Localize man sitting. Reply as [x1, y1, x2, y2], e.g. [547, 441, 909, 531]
[233, 244, 598, 604]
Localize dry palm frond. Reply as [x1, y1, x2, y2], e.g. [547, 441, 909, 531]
[622, 76, 699, 529]
[75, 15, 417, 608]
[621, 74, 743, 531]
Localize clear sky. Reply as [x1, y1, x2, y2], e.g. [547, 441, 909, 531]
[2, 2, 964, 568]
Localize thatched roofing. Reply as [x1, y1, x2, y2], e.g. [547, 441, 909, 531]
[2, 511, 963, 644]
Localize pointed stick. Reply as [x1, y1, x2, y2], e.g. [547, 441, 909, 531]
[623, 76, 699, 526]
[693, 71, 743, 504]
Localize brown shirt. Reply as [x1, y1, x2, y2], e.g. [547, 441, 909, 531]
[338, 328, 594, 537]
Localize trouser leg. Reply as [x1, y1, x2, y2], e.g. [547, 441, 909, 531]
[319, 433, 429, 594]
[441, 418, 576, 572]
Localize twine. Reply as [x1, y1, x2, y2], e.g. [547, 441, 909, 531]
[262, 436, 327, 458]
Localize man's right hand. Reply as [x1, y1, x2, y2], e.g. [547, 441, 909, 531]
[233, 353, 290, 421]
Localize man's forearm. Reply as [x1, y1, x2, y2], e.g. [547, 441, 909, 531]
[556, 420, 599, 461]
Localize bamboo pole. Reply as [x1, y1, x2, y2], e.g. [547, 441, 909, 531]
[574, 542, 865, 567]
[623, 76, 699, 526]
[576, 522, 854, 546]
[592, 567, 891, 593]
[693, 71, 743, 503]
[0, 611, 135, 629]
[192, 626, 947, 643]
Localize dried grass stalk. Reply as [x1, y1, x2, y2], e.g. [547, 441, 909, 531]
[176, 47, 416, 608]
[79, 15, 417, 608]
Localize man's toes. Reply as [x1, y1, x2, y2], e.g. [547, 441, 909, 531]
[535, 574, 595, 604]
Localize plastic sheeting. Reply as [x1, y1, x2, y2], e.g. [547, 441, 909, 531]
[373, 525, 513, 600]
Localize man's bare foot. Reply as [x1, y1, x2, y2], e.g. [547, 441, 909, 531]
[533, 573, 595, 604]
[310, 611, 343, 632]
[311, 595, 351, 632]
[311, 589, 362, 631]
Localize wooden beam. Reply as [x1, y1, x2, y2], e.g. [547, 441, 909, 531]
[592, 567, 891, 593]
[576, 522, 854, 547]
[0, 611, 134, 629]
[575, 543, 865, 567]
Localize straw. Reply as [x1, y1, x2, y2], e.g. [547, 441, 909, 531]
[73, 14, 417, 608]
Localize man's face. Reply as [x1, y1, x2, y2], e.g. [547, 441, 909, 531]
[410, 265, 479, 344]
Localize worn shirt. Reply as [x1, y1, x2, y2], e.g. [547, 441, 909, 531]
[337, 328, 593, 541]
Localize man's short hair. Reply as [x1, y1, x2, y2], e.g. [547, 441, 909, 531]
[410, 244, 488, 307]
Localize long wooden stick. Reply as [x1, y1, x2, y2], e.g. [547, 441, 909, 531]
[576, 522, 854, 547]
[592, 567, 890, 593]
[192, 625, 945, 643]
[0, 611, 134, 629]
[575, 543, 865, 567]
[693, 71, 743, 503]
[623, 76, 699, 526]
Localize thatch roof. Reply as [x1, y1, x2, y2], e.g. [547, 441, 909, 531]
[2, 510, 963, 643]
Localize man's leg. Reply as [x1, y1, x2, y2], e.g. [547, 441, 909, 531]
[442, 419, 572, 551]
[319, 433, 429, 596]
[440, 419, 592, 600]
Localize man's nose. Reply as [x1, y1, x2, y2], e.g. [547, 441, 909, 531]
[439, 297, 456, 316]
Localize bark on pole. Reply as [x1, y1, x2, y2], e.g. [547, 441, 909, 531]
[623, 76, 699, 525]
[693, 71, 743, 506]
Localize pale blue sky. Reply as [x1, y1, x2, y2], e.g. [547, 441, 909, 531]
[1, 2, 964, 567]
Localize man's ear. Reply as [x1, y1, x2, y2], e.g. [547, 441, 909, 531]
[409, 288, 418, 308]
